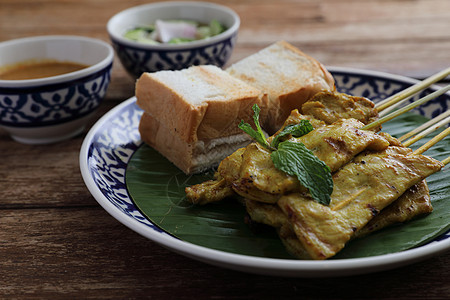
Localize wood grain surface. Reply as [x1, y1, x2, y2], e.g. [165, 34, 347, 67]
[0, 0, 449, 298]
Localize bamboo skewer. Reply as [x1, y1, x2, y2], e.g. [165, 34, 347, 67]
[375, 67, 450, 112]
[362, 85, 450, 131]
[442, 156, 450, 166]
[378, 95, 412, 117]
[401, 114, 450, 148]
[411, 127, 450, 156]
[396, 111, 449, 156]
[363, 70, 450, 161]
[399, 110, 450, 142]
[361, 76, 450, 160]
[402, 116, 450, 147]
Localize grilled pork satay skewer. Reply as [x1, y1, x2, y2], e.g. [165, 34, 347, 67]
[300, 91, 380, 129]
[277, 122, 448, 259]
[354, 126, 449, 238]
[375, 67, 450, 112]
[278, 146, 445, 260]
[248, 121, 449, 251]
[253, 154, 449, 258]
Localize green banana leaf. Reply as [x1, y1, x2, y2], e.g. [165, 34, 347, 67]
[126, 112, 450, 259]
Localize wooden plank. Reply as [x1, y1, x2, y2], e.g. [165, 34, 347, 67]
[0, 103, 117, 208]
[229, 40, 450, 79]
[0, 0, 448, 79]
[0, 207, 449, 298]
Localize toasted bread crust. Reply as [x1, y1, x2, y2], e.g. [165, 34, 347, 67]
[138, 112, 196, 173]
[136, 65, 268, 144]
[227, 40, 335, 133]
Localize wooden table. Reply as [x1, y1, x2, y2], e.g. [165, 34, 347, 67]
[1, 0, 449, 298]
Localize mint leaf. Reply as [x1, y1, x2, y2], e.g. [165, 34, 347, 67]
[238, 104, 272, 150]
[271, 141, 333, 205]
[271, 120, 314, 148]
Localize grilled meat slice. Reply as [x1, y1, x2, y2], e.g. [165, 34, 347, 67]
[229, 143, 305, 203]
[231, 119, 389, 203]
[277, 222, 312, 259]
[185, 176, 235, 205]
[354, 179, 432, 237]
[245, 199, 312, 259]
[352, 131, 433, 237]
[245, 177, 433, 258]
[293, 118, 389, 171]
[302, 91, 380, 131]
[278, 146, 444, 260]
[185, 147, 245, 205]
[245, 199, 289, 228]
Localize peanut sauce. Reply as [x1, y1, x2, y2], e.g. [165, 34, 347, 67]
[0, 59, 89, 80]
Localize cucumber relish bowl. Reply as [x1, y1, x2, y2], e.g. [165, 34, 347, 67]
[107, 1, 240, 78]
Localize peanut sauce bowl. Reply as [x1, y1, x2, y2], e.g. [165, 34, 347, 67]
[107, 1, 240, 78]
[0, 35, 114, 144]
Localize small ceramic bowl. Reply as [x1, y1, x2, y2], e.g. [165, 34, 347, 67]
[0, 35, 114, 144]
[107, 1, 240, 78]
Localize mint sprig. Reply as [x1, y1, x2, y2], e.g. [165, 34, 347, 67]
[239, 104, 333, 205]
[238, 104, 273, 150]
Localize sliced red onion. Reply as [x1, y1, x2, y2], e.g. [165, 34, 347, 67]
[155, 20, 197, 43]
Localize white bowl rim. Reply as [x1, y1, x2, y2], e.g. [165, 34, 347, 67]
[0, 35, 114, 88]
[107, 1, 240, 50]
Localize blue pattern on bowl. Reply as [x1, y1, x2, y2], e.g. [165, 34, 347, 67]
[83, 68, 450, 243]
[111, 33, 237, 78]
[0, 64, 112, 127]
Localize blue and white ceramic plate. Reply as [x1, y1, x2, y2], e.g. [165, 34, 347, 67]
[80, 67, 449, 277]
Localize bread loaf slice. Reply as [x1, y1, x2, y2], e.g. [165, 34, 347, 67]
[226, 41, 335, 133]
[136, 65, 269, 174]
[136, 65, 268, 144]
[139, 112, 254, 174]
